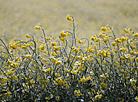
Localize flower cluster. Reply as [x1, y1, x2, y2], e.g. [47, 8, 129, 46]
[0, 15, 137, 102]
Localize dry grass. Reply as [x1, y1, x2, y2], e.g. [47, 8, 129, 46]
[0, 0, 138, 42]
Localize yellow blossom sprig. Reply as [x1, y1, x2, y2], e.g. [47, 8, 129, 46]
[38, 25, 50, 56]
[25, 34, 34, 41]
[35, 26, 41, 30]
[66, 15, 76, 47]
[0, 16, 137, 102]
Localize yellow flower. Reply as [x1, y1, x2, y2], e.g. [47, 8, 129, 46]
[21, 44, 28, 49]
[71, 70, 78, 75]
[135, 96, 138, 102]
[130, 78, 136, 84]
[51, 42, 57, 46]
[66, 15, 70, 20]
[101, 27, 106, 31]
[4, 92, 10, 97]
[130, 50, 137, 55]
[40, 44, 45, 51]
[46, 36, 51, 41]
[72, 46, 80, 52]
[54, 73, 58, 77]
[91, 36, 95, 41]
[111, 42, 116, 46]
[35, 26, 41, 30]
[99, 32, 103, 37]
[104, 36, 109, 42]
[60, 31, 66, 37]
[133, 33, 138, 37]
[43, 68, 50, 73]
[11, 62, 19, 68]
[54, 81, 58, 85]
[120, 56, 125, 60]
[74, 90, 83, 96]
[56, 60, 62, 65]
[66, 15, 73, 21]
[124, 28, 130, 33]
[66, 32, 70, 36]
[69, 17, 73, 21]
[78, 39, 84, 44]
[56, 77, 64, 85]
[59, 36, 66, 41]
[95, 94, 102, 100]
[7, 59, 13, 64]
[115, 38, 121, 43]
[51, 58, 57, 63]
[82, 56, 88, 61]
[7, 69, 14, 76]
[65, 69, 70, 73]
[124, 54, 130, 60]
[25, 34, 32, 38]
[54, 46, 60, 51]
[136, 57, 138, 62]
[24, 54, 32, 59]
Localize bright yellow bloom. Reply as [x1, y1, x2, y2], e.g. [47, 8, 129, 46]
[124, 28, 130, 33]
[74, 90, 83, 96]
[56, 60, 62, 65]
[24, 54, 32, 59]
[95, 94, 102, 100]
[125, 54, 130, 60]
[65, 69, 70, 73]
[11, 62, 19, 68]
[35, 26, 41, 30]
[54, 81, 58, 85]
[54, 73, 58, 77]
[46, 36, 51, 41]
[72, 46, 80, 52]
[25, 34, 32, 38]
[66, 15, 70, 20]
[54, 46, 60, 51]
[60, 31, 66, 37]
[104, 36, 109, 42]
[43, 68, 50, 73]
[121, 36, 127, 41]
[51, 42, 57, 46]
[40, 44, 45, 51]
[59, 36, 66, 41]
[91, 36, 95, 41]
[115, 38, 121, 43]
[4, 92, 10, 97]
[99, 32, 103, 37]
[7, 69, 14, 76]
[71, 70, 78, 75]
[130, 78, 136, 84]
[66, 32, 70, 36]
[135, 96, 138, 102]
[111, 42, 116, 46]
[133, 33, 138, 37]
[101, 27, 106, 31]
[78, 39, 84, 44]
[66, 15, 73, 21]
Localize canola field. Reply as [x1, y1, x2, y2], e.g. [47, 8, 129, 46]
[0, 0, 138, 102]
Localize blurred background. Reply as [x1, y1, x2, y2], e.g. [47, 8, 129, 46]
[0, 0, 138, 43]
